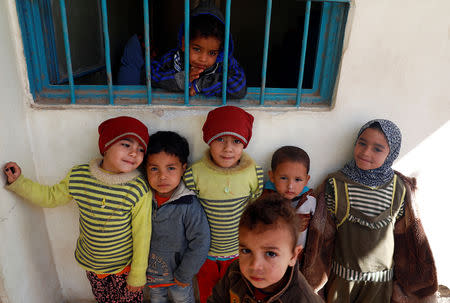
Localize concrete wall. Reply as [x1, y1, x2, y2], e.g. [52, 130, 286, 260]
[0, 0, 449, 302]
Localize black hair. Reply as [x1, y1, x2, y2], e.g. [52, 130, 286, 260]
[239, 193, 300, 251]
[190, 14, 224, 48]
[145, 131, 190, 165]
[271, 146, 310, 173]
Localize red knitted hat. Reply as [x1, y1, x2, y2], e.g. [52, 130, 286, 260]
[202, 106, 254, 148]
[98, 116, 149, 155]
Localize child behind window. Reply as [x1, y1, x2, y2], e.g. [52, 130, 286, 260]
[208, 194, 323, 302]
[118, 2, 247, 99]
[144, 131, 210, 303]
[4, 116, 152, 303]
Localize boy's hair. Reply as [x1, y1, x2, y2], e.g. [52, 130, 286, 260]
[190, 14, 224, 48]
[239, 194, 299, 251]
[146, 131, 190, 165]
[271, 146, 310, 173]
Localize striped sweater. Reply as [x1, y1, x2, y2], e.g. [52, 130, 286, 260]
[183, 152, 263, 257]
[6, 159, 152, 286]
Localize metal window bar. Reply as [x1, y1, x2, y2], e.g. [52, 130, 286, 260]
[58, 0, 75, 104]
[184, 0, 190, 105]
[296, 0, 311, 106]
[259, 0, 272, 106]
[221, 0, 231, 105]
[100, 0, 114, 105]
[143, 0, 152, 104]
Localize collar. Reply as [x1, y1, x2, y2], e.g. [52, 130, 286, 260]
[202, 150, 255, 174]
[89, 158, 141, 185]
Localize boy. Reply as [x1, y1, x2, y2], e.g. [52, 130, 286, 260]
[140, 2, 246, 98]
[264, 146, 316, 257]
[3, 116, 152, 302]
[183, 105, 264, 303]
[144, 131, 210, 303]
[207, 194, 323, 302]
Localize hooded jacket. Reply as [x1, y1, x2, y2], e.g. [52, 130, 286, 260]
[146, 181, 210, 286]
[149, 3, 247, 98]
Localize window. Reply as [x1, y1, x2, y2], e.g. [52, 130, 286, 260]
[16, 0, 349, 107]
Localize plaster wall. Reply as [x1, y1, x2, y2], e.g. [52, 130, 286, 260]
[0, 0, 449, 302]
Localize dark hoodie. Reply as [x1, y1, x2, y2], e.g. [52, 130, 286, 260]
[117, 2, 247, 99]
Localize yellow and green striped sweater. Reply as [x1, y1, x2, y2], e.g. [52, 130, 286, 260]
[183, 152, 263, 257]
[6, 159, 152, 287]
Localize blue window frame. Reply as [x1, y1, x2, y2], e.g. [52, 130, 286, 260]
[16, 0, 349, 107]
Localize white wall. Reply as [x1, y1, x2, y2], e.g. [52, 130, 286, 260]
[0, 0, 449, 302]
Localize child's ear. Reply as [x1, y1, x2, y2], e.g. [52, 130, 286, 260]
[268, 170, 274, 183]
[182, 163, 187, 172]
[306, 174, 311, 183]
[289, 245, 303, 266]
[181, 36, 185, 52]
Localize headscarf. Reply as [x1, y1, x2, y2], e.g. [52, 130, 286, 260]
[341, 119, 402, 187]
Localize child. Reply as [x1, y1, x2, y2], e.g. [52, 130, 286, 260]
[207, 194, 323, 302]
[3, 116, 152, 303]
[149, 2, 246, 98]
[302, 119, 437, 302]
[144, 131, 210, 303]
[264, 146, 316, 260]
[183, 105, 264, 302]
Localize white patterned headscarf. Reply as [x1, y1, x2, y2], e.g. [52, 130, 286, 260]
[341, 119, 402, 187]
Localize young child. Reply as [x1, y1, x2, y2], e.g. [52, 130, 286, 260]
[207, 194, 323, 302]
[264, 146, 316, 259]
[149, 2, 246, 98]
[3, 116, 152, 303]
[144, 131, 210, 303]
[183, 105, 264, 302]
[302, 119, 437, 302]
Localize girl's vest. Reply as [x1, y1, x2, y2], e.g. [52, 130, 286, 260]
[329, 173, 406, 282]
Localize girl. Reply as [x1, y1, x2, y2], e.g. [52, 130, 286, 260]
[302, 119, 437, 303]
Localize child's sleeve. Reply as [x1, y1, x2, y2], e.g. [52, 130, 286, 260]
[127, 191, 152, 287]
[5, 173, 73, 207]
[150, 49, 185, 92]
[207, 267, 231, 303]
[183, 167, 199, 194]
[173, 197, 210, 284]
[193, 56, 247, 99]
[392, 177, 438, 301]
[249, 165, 264, 201]
[117, 34, 145, 85]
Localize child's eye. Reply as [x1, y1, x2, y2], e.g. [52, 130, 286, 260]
[216, 137, 224, 142]
[357, 141, 366, 147]
[192, 47, 200, 52]
[139, 148, 145, 153]
[233, 139, 242, 144]
[280, 176, 288, 181]
[374, 147, 383, 153]
[149, 167, 158, 172]
[168, 166, 176, 171]
[121, 143, 131, 148]
[209, 51, 218, 56]
[295, 178, 302, 182]
[240, 248, 250, 254]
[265, 251, 277, 258]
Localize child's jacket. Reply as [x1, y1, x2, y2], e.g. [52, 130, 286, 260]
[183, 152, 263, 257]
[6, 159, 152, 287]
[146, 181, 210, 286]
[263, 182, 316, 249]
[150, 4, 247, 98]
[301, 171, 438, 302]
[207, 260, 324, 303]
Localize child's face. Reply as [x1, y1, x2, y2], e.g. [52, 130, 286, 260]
[354, 128, 390, 170]
[239, 223, 301, 293]
[209, 135, 244, 168]
[183, 36, 221, 71]
[146, 152, 186, 198]
[102, 138, 145, 173]
[269, 161, 310, 200]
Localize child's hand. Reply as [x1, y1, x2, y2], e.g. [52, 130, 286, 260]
[189, 66, 204, 83]
[174, 277, 190, 288]
[126, 284, 143, 292]
[4, 162, 21, 184]
[189, 87, 197, 96]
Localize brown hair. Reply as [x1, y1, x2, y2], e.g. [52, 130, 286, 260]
[271, 146, 310, 173]
[239, 193, 299, 250]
